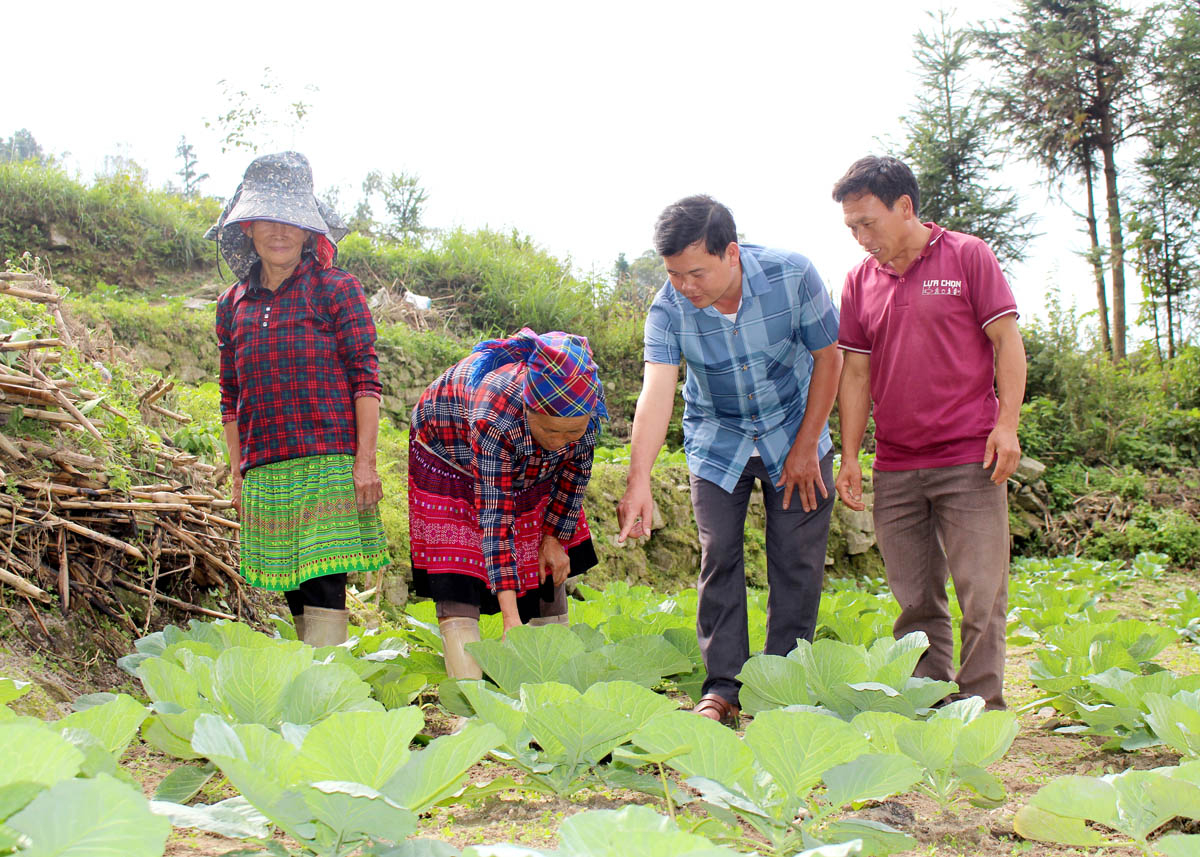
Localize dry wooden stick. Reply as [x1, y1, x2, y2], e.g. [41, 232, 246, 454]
[0, 432, 25, 462]
[57, 527, 69, 611]
[112, 577, 236, 621]
[0, 405, 77, 424]
[0, 338, 63, 352]
[0, 272, 40, 282]
[0, 282, 61, 304]
[25, 358, 104, 443]
[0, 567, 51, 602]
[147, 403, 192, 423]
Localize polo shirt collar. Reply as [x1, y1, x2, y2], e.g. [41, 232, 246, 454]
[867, 223, 945, 278]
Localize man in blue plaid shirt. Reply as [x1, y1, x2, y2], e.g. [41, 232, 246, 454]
[617, 195, 842, 727]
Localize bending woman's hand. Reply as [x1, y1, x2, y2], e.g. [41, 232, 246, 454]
[353, 459, 383, 511]
[538, 533, 571, 587]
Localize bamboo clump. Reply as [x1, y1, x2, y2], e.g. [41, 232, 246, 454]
[0, 270, 250, 630]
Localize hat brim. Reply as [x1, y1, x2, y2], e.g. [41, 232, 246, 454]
[225, 188, 329, 235]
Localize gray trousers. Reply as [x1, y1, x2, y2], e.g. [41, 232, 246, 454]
[692, 452, 835, 706]
[872, 462, 1010, 710]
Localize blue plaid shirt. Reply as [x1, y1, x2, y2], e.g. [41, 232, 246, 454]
[644, 244, 839, 493]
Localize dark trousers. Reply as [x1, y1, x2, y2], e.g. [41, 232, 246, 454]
[872, 463, 1010, 709]
[283, 573, 347, 616]
[692, 452, 835, 706]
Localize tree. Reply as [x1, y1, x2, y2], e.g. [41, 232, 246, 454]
[205, 67, 317, 154]
[175, 136, 209, 198]
[902, 11, 1036, 269]
[0, 128, 45, 164]
[1128, 0, 1200, 359]
[977, 0, 1153, 362]
[356, 170, 429, 242]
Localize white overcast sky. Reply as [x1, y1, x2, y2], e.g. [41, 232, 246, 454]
[8, 0, 1144, 332]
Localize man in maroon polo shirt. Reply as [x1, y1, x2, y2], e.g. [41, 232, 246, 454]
[831, 156, 1027, 710]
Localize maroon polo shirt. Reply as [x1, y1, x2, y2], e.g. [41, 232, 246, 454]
[838, 224, 1018, 471]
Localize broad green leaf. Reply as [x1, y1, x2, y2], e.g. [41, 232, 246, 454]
[554, 804, 738, 856]
[0, 781, 43, 819]
[633, 710, 758, 795]
[305, 781, 417, 844]
[685, 776, 771, 819]
[150, 795, 270, 839]
[7, 773, 171, 857]
[558, 650, 629, 692]
[297, 708, 423, 789]
[1028, 775, 1122, 832]
[459, 681, 527, 748]
[954, 710, 1019, 768]
[605, 636, 693, 682]
[852, 711, 909, 756]
[280, 662, 381, 725]
[895, 717, 961, 773]
[190, 716, 312, 838]
[821, 753, 923, 809]
[1108, 769, 1200, 841]
[373, 840, 463, 857]
[57, 693, 147, 757]
[0, 679, 31, 706]
[827, 683, 919, 720]
[744, 709, 868, 800]
[136, 658, 200, 708]
[376, 673, 428, 709]
[736, 654, 812, 714]
[383, 721, 504, 812]
[793, 639, 870, 701]
[1158, 834, 1200, 857]
[0, 724, 83, 788]
[141, 709, 205, 760]
[526, 696, 636, 764]
[954, 763, 1005, 805]
[569, 622, 608, 651]
[580, 680, 678, 732]
[663, 627, 703, 666]
[821, 818, 915, 856]
[1012, 804, 1108, 847]
[467, 624, 585, 694]
[212, 646, 312, 726]
[152, 763, 215, 803]
[520, 681, 580, 711]
[1145, 692, 1200, 758]
[866, 632, 929, 688]
[900, 677, 958, 711]
[0, 822, 29, 852]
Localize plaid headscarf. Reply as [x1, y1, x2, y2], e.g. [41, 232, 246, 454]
[468, 328, 608, 420]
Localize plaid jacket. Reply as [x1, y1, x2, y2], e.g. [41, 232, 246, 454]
[411, 353, 597, 592]
[217, 254, 382, 474]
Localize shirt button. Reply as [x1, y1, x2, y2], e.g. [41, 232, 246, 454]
[732, 329, 738, 336]
[900, 277, 905, 283]
[748, 393, 755, 400]
[742, 364, 748, 370]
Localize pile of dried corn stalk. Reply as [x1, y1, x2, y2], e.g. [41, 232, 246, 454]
[0, 270, 252, 633]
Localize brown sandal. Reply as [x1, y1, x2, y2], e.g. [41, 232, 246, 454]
[693, 693, 740, 728]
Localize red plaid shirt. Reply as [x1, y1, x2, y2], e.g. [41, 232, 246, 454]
[216, 255, 382, 474]
[411, 353, 598, 592]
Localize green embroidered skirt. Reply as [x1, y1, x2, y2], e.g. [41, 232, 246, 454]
[239, 454, 390, 591]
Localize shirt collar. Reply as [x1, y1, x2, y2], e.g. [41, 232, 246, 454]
[867, 223, 944, 278]
[245, 253, 316, 298]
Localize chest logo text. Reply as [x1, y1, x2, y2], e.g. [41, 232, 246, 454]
[922, 279, 962, 296]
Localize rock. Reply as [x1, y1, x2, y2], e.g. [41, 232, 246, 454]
[1015, 486, 1047, 515]
[47, 223, 73, 249]
[846, 529, 876, 555]
[838, 507, 875, 533]
[182, 297, 213, 310]
[131, 343, 172, 373]
[650, 499, 666, 531]
[1014, 456, 1047, 484]
[381, 573, 409, 609]
[1037, 706, 1057, 718]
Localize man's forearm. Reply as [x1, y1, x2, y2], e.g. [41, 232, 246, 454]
[994, 330, 1027, 432]
[837, 357, 871, 456]
[626, 365, 677, 485]
[794, 344, 842, 449]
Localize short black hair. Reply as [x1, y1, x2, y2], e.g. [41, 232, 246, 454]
[653, 195, 737, 258]
[831, 156, 920, 215]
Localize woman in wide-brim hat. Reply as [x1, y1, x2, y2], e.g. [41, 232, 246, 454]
[409, 328, 605, 678]
[209, 151, 390, 646]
